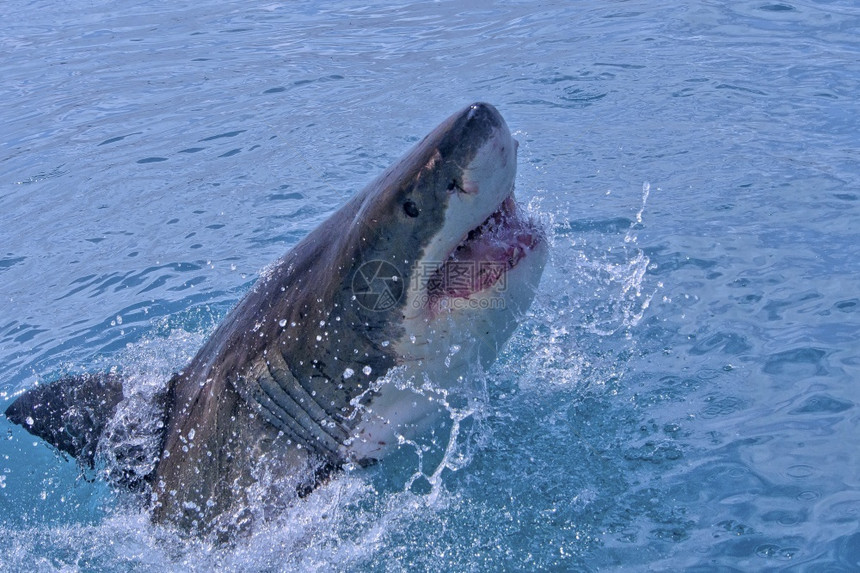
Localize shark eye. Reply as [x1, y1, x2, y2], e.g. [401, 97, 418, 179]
[447, 179, 466, 194]
[403, 200, 420, 218]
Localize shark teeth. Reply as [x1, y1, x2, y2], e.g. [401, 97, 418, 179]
[427, 192, 543, 301]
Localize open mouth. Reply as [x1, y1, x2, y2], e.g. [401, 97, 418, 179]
[427, 193, 543, 301]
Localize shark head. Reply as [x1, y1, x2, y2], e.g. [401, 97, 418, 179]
[330, 102, 548, 459]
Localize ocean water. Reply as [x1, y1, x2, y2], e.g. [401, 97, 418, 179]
[2, 0, 859, 570]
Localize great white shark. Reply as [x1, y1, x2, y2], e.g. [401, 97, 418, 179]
[4, 102, 547, 538]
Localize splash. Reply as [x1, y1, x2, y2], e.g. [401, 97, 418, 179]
[94, 329, 207, 491]
[398, 374, 487, 504]
[514, 181, 661, 394]
[552, 182, 657, 339]
[586, 181, 658, 337]
[346, 362, 491, 504]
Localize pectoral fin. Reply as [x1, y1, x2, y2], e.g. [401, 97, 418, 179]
[5, 372, 125, 467]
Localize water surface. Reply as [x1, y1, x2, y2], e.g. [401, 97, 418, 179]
[2, 0, 859, 570]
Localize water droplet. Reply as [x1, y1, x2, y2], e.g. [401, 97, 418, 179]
[362, 365, 372, 376]
[343, 368, 355, 379]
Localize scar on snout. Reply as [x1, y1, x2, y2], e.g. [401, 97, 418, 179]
[422, 150, 443, 173]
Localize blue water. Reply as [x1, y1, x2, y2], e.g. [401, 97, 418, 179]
[2, 0, 859, 570]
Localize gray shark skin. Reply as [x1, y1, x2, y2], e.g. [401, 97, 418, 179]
[5, 103, 547, 538]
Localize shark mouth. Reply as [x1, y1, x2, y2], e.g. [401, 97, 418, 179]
[427, 193, 543, 303]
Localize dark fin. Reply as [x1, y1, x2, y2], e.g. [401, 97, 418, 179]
[4, 372, 124, 467]
[296, 460, 339, 498]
